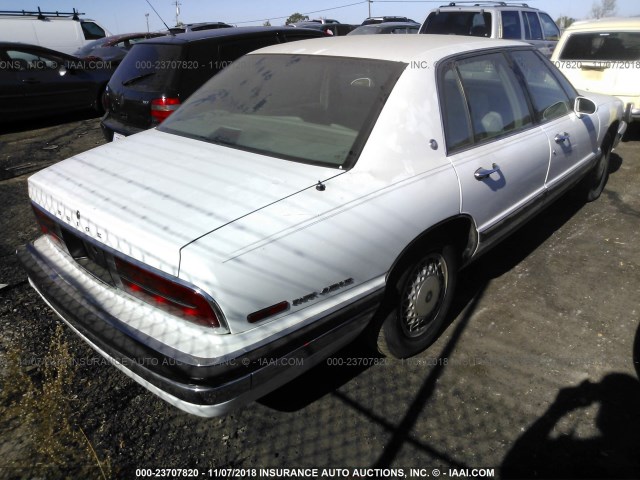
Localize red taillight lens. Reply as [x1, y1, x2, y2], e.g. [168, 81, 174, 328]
[114, 257, 220, 328]
[150, 97, 180, 123]
[32, 204, 63, 245]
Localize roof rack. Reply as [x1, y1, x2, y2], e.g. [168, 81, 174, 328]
[0, 7, 84, 21]
[443, 2, 531, 7]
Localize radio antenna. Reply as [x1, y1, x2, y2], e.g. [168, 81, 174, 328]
[144, 0, 173, 35]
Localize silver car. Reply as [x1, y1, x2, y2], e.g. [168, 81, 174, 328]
[19, 35, 627, 416]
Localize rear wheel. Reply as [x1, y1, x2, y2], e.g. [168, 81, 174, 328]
[376, 244, 458, 358]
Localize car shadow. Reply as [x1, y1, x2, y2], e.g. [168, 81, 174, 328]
[1, 110, 101, 134]
[621, 121, 640, 142]
[501, 372, 640, 479]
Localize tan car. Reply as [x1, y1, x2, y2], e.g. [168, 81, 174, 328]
[552, 17, 640, 120]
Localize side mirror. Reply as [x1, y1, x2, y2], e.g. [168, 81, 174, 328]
[574, 96, 597, 117]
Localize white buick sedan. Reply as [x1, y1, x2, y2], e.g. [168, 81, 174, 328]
[19, 36, 627, 417]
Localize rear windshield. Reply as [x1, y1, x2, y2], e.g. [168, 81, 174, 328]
[159, 54, 405, 169]
[109, 43, 182, 92]
[559, 31, 640, 61]
[421, 11, 492, 37]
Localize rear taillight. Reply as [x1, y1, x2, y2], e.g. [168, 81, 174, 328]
[150, 97, 180, 123]
[114, 257, 220, 328]
[32, 204, 63, 246]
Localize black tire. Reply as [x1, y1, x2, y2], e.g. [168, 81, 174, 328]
[376, 244, 458, 358]
[580, 131, 612, 202]
[93, 85, 108, 114]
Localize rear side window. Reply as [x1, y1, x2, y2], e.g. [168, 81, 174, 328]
[217, 36, 281, 64]
[511, 50, 572, 122]
[440, 52, 532, 151]
[501, 11, 522, 39]
[539, 13, 560, 41]
[109, 43, 182, 92]
[523, 12, 543, 40]
[440, 66, 473, 151]
[422, 11, 492, 37]
[81, 21, 106, 40]
[559, 32, 640, 61]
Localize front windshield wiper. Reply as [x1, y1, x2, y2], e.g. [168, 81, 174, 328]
[122, 72, 155, 86]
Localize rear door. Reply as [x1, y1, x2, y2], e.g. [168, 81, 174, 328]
[0, 49, 23, 117]
[440, 52, 550, 244]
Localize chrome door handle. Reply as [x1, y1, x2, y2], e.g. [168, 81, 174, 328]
[554, 132, 570, 143]
[474, 163, 501, 180]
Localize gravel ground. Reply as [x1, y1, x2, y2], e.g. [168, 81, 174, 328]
[1, 115, 639, 479]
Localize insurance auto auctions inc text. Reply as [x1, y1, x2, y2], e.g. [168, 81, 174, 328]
[206, 467, 495, 478]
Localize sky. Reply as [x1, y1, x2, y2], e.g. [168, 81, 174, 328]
[1, 0, 639, 34]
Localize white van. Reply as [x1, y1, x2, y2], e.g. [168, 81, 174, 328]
[0, 8, 111, 55]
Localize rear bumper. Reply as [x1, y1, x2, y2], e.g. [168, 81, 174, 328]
[17, 239, 383, 417]
[100, 113, 147, 141]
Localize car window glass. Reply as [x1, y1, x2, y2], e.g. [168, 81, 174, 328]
[217, 36, 281, 64]
[559, 32, 640, 61]
[455, 53, 532, 142]
[109, 43, 182, 92]
[422, 11, 492, 37]
[501, 11, 522, 39]
[159, 54, 405, 169]
[523, 12, 543, 40]
[440, 65, 473, 152]
[511, 50, 571, 122]
[6, 50, 60, 70]
[539, 13, 560, 41]
[81, 21, 106, 40]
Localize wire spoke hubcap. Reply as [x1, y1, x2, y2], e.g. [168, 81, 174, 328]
[400, 253, 448, 337]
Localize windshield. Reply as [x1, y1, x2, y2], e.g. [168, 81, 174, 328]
[559, 31, 640, 61]
[159, 54, 405, 169]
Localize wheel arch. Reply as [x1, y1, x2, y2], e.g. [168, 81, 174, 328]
[385, 214, 477, 288]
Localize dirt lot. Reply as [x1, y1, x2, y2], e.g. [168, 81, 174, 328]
[1, 114, 639, 479]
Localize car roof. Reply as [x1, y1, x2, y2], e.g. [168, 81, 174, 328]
[564, 17, 640, 32]
[433, 3, 541, 11]
[251, 34, 529, 62]
[101, 32, 164, 45]
[138, 26, 321, 44]
[360, 22, 420, 28]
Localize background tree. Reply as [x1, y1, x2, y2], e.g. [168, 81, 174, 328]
[285, 12, 309, 25]
[591, 0, 617, 19]
[263, 19, 272, 26]
[556, 16, 576, 30]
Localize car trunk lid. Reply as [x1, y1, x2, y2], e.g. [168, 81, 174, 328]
[28, 128, 343, 275]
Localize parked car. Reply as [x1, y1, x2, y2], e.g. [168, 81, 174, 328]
[362, 16, 418, 25]
[0, 42, 112, 121]
[419, 3, 560, 57]
[100, 26, 326, 141]
[19, 35, 627, 417]
[0, 8, 111, 55]
[551, 17, 640, 121]
[348, 22, 420, 35]
[168, 22, 232, 34]
[74, 32, 166, 66]
[290, 21, 355, 36]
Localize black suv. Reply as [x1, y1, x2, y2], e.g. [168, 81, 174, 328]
[101, 27, 325, 141]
